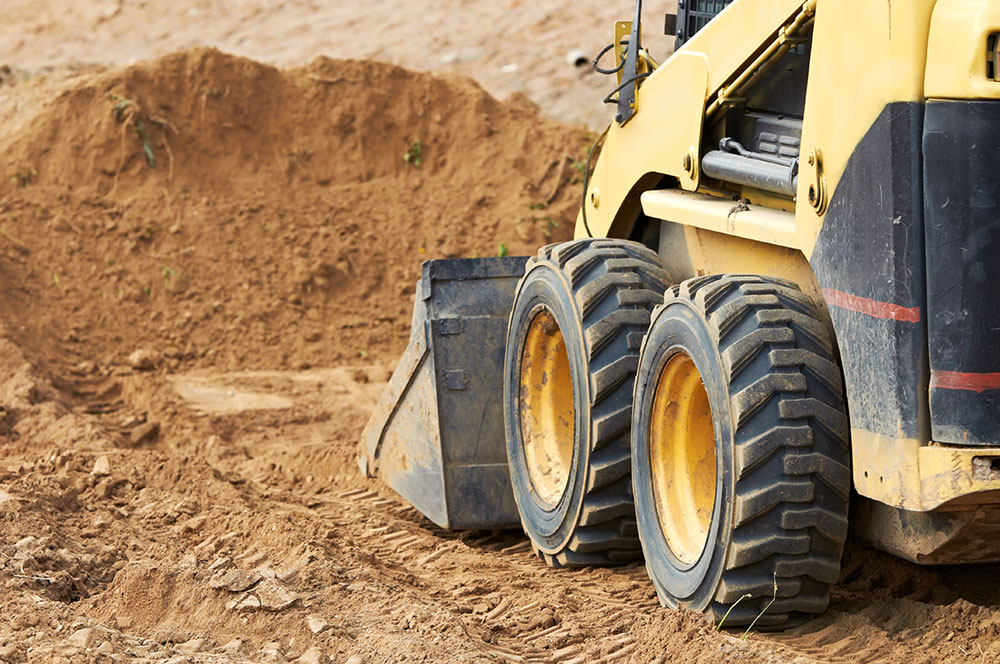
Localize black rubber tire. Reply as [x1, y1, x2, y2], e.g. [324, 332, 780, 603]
[504, 238, 670, 567]
[632, 274, 850, 627]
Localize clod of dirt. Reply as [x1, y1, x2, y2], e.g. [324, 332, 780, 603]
[526, 607, 558, 631]
[0, 645, 20, 663]
[175, 637, 207, 653]
[230, 594, 262, 612]
[209, 568, 262, 592]
[260, 642, 284, 659]
[220, 639, 243, 655]
[178, 514, 207, 533]
[128, 349, 160, 371]
[90, 456, 111, 476]
[128, 421, 159, 446]
[251, 577, 301, 611]
[306, 614, 330, 634]
[295, 647, 327, 664]
[67, 628, 98, 649]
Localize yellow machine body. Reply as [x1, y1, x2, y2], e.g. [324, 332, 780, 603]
[578, 0, 1000, 562]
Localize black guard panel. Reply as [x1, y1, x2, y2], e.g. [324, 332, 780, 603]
[810, 103, 928, 441]
[924, 100, 1000, 445]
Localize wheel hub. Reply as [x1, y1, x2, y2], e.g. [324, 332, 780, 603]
[649, 352, 717, 565]
[519, 308, 575, 507]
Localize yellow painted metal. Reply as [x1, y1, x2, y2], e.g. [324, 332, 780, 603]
[641, 188, 800, 250]
[575, 0, 806, 239]
[649, 353, 717, 565]
[794, 0, 937, 254]
[852, 429, 1000, 511]
[677, 227, 829, 325]
[925, 0, 1000, 98]
[613, 21, 651, 88]
[577, 0, 940, 257]
[519, 309, 575, 507]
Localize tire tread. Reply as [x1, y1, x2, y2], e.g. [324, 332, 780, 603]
[521, 239, 669, 567]
[662, 274, 849, 627]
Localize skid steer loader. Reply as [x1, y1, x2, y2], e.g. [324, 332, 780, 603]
[361, 0, 1000, 627]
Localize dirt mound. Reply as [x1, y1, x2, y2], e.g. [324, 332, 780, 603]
[0, 49, 604, 661]
[0, 47, 584, 377]
[3, 48, 584, 198]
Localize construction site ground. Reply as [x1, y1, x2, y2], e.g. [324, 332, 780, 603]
[1, 2, 999, 663]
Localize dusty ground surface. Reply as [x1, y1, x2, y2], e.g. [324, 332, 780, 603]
[2, 4, 1000, 664]
[0, 0, 678, 131]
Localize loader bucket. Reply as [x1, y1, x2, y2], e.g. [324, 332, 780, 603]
[360, 256, 528, 529]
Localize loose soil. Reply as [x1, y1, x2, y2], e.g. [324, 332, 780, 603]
[1, 7, 999, 664]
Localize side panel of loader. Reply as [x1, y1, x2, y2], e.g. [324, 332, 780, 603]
[808, 103, 928, 445]
[923, 100, 1000, 445]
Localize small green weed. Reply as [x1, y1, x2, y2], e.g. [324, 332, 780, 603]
[133, 121, 156, 168]
[716, 593, 752, 632]
[161, 265, 176, 289]
[110, 93, 156, 169]
[742, 574, 778, 640]
[110, 94, 133, 121]
[715, 573, 779, 639]
[10, 167, 36, 187]
[403, 140, 423, 167]
[497, 243, 509, 258]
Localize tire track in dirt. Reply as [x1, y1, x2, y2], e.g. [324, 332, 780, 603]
[292, 448, 663, 663]
[23, 362, 984, 664]
[320, 484, 660, 663]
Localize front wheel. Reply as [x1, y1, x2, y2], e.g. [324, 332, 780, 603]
[503, 239, 669, 567]
[632, 275, 850, 628]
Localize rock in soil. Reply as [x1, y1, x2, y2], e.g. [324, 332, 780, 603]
[127, 349, 160, 370]
[307, 614, 330, 634]
[296, 648, 327, 664]
[67, 628, 97, 649]
[90, 456, 111, 476]
[129, 421, 160, 446]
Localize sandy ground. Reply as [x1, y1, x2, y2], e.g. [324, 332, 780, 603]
[0, 0, 677, 131]
[1, 3, 1000, 664]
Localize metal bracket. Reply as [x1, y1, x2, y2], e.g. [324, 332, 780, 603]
[804, 147, 827, 215]
[615, 0, 646, 125]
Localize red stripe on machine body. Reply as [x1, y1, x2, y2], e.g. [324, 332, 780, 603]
[931, 370, 1000, 393]
[822, 288, 922, 323]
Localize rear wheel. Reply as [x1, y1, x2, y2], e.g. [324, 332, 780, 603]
[504, 239, 670, 567]
[632, 275, 850, 627]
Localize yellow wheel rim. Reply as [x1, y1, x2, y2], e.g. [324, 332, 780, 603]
[519, 308, 575, 507]
[649, 352, 717, 565]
